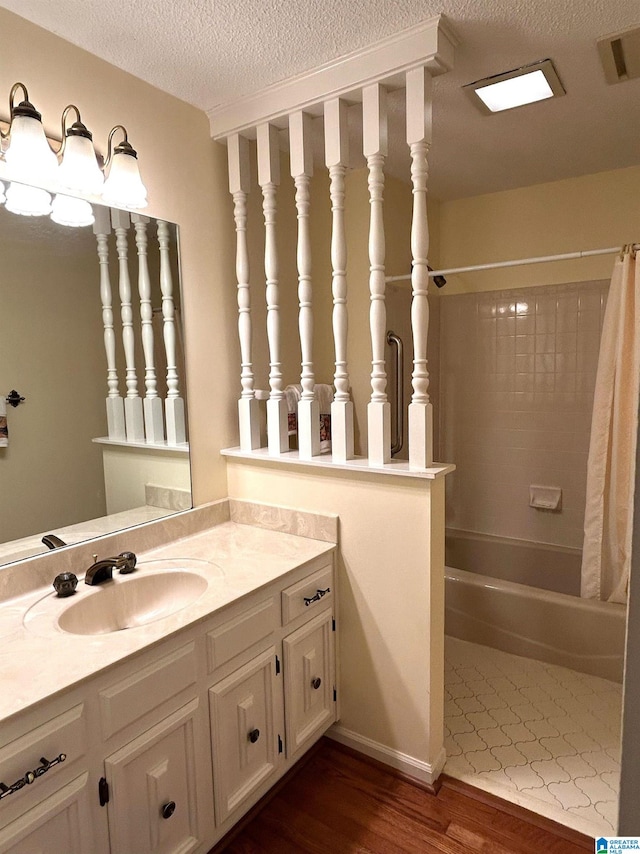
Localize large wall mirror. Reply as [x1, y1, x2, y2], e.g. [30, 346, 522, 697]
[0, 201, 191, 569]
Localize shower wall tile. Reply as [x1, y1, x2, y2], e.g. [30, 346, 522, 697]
[438, 280, 609, 549]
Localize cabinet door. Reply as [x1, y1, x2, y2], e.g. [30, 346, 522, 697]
[283, 609, 336, 759]
[209, 646, 281, 824]
[0, 773, 98, 854]
[105, 698, 208, 854]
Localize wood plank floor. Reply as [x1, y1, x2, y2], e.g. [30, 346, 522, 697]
[217, 739, 593, 853]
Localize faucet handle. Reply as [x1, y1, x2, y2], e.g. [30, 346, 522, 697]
[118, 551, 137, 574]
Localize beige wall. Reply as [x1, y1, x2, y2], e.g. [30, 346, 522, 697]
[438, 165, 640, 294]
[0, 7, 237, 511]
[227, 460, 447, 777]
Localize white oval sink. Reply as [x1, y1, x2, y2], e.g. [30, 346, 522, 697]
[57, 571, 208, 635]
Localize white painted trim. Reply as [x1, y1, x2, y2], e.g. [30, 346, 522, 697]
[221, 446, 455, 480]
[208, 15, 457, 139]
[327, 725, 447, 785]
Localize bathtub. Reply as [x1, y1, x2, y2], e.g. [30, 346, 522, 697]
[445, 566, 627, 683]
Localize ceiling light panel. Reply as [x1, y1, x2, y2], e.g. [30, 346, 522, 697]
[465, 59, 565, 114]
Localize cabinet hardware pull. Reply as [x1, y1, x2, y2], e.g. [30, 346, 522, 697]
[0, 753, 66, 801]
[248, 728, 260, 743]
[161, 801, 176, 819]
[311, 677, 322, 690]
[304, 587, 330, 606]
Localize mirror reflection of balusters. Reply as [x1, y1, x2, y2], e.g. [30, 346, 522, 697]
[133, 214, 164, 444]
[94, 206, 125, 441]
[113, 208, 145, 443]
[157, 220, 186, 445]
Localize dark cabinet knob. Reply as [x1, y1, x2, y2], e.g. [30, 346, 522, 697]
[311, 677, 322, 690]
[248, 728, 260, 743]
[161, 801, 176, 820]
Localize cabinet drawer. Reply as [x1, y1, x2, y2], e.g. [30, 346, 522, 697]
[0, 703, 87, 807]
[206, 596, 278, 673]
[281, 564, 333, 625]
[100, 642, 197, 740]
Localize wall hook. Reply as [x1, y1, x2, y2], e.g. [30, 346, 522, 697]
[5, 390, 25, 408]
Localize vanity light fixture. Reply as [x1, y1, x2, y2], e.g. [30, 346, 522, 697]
[101, 125, 148, 210]
[464, 59, 565, 114]
[0, 82, 148, 222]
[57, 105, 104, 195]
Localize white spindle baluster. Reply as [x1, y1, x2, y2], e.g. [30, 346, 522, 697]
[257, 122, 288, 454]
[324, 98, 354, 462]
[112, 209, 145, 443]
[132, 213, 164, 444]
[406, 67, 434, 468]
[228, 134, 260, 450]
[93, 206, 125, 440]
[157, 219, 186, 446]
[363, 84, 391, 465]
[290, 111, 320, 459]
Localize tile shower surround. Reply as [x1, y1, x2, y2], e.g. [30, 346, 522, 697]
[438, 280, 609, 549]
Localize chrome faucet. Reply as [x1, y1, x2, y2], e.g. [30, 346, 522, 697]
[85, 551, 137, 586]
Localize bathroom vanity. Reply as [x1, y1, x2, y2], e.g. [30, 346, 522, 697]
[0, 512, 337, 853]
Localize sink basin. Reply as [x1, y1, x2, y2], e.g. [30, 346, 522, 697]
[57, 571, 208, 635]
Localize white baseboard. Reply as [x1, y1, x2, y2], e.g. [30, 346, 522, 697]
[327, 724, 447, 786]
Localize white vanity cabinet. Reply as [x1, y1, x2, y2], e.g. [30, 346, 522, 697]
[104, 699, 208, 854]
[0, 549, 336, 854]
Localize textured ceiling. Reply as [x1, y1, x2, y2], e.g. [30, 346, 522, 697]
[1, 0, 640, 199]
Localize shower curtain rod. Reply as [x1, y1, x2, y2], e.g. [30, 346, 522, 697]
[385, 243, 640, 283]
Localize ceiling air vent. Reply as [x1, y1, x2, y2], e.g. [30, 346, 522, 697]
[597, 25, 640, 84]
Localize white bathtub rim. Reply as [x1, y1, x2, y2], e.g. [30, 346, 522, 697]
[446, 565, 627, 616]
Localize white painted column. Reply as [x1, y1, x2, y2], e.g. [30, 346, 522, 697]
[112, 209, 145, 443]
[157, 219, 187, 445]
[406, 67, 434, 468]
[324, 98, 354, 462]
[132, 213, 164, 444]
[93, 206, 125, 440]
[290, 111, 320, 459]
[363, 84, 391, 466]
[258, 123, 288, 454]
[228, 133, 260, 451]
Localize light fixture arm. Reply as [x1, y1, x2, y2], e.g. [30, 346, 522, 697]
[104, 124, 137, 169]
[1, 82, 30, 139]
[57, 104, 83, 157]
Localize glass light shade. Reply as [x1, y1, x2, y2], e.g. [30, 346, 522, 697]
[102, 150, 148, 210]
[4, 182, 52, 216]
[0, 180, 5, 205]
[51, 194, 95, 227]
[5, 114, 58, 184]
[58, 134, 104, 195]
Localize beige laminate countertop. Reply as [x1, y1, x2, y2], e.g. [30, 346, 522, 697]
[0, 521, 335, 725]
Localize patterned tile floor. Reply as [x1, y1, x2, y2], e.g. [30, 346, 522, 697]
[444, 636, 622, 839]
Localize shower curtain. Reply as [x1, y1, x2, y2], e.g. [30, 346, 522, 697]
[581, 246, 640, 603]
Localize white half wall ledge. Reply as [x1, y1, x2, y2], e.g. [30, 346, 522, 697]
[207, 15, 457, 140]
[221, 446, 454, 480]
[327, 725, 447, 786]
